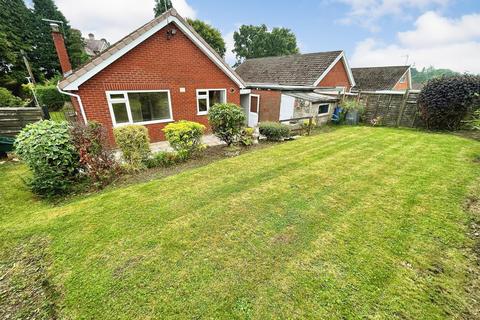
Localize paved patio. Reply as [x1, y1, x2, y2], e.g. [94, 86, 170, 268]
[150, 134, 225, 152]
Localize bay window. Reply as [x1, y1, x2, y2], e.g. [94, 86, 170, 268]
[107, 90, 173, 126]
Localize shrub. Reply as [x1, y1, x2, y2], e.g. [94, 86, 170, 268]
[259, 122, 290, 141]
[208, 103, 246, 146]
[0, 87, 24, 107]
[14, 120, 79, 196]
[417, 75, 480, 130]
[463, 108, 480, 130]
[163, 120, 206, 159]
[146, 151, 180, 168]
[113, 125, 151, 171]
[35, 84, 69, 111]
[240, 127, 254, 146]
[70, 121, 119, 187]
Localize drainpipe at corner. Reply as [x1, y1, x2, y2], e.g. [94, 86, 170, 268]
[57, 82, 88, 124]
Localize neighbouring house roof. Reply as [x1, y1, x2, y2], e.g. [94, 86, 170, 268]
[84, 34, 110, 57]
[59, 9, 245, 90]
[351, 66, 410, 91]
[283, 91, 338, 103]
[235, 51, 355, 87]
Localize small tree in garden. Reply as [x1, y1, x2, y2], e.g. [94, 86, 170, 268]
[113, 125, 151, 171]
[208, 103, 246, 146]
[14, 120, 79, 196]
[417, 75, 480, 130]
[70, 121, 119, 187]
[163, 120, 206, 159]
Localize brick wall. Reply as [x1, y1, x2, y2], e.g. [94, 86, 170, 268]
[75, 22, 241, 143]
[252, 89, 282, 122]
[318, 59, 352, 90]
[393, 73, 410, 91]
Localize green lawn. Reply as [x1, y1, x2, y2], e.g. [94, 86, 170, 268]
[1, 127, 479, 319]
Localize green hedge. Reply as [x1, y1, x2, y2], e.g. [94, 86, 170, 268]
[0, 87, 24, 107]
[36, 84, 69, 111]
[259, 122, 290, 141]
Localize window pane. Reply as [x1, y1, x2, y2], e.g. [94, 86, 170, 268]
[112, 102, 129, 123]
[318, 104, 329, 114]
[198, 98, 208, 112]
[128, 92, 171, 123]
[110, 94, 125, 100]
[198, 91, 207, 96]
[250, 96, 258, 113]
[209, 90, 225, 107]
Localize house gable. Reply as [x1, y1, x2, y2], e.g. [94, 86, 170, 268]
[393, 69, 411, 91]
[60, 9, 244, 90]
[317, 58, 353, 90]
[313, 52, 355, 89]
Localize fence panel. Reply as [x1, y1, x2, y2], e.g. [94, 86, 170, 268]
[0, 107, 43, 137]
[354, 90, 420, 128]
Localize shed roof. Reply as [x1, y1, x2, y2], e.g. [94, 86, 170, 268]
[283, 91, 338, 103]
[235, 51, 349, 86]
[351, 66, 410, 91]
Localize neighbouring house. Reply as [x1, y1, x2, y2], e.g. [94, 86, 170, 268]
[235, 51, 355, 126]
[54, 9, 245, 143]
[351, 65, 412, 92]
[84, 33, 110, 57]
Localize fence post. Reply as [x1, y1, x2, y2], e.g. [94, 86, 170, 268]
[396, 90, 409, 127]
[41, 105, 50, 120]
[308, 117, 313, 136]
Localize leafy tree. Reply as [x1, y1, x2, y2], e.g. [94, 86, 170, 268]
[154, 0, 173, 17]
[0, 0, 37, 94]
[32, 0, 86, 78]
[411, 66, 460, 84]
[187, 18, 226, 57]
[233, 24, 299, 65]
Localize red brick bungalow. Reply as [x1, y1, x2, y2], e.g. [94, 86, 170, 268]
[235, 51, 356, 126]
[54, 9, 245, 143]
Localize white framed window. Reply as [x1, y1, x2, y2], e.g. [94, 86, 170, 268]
[318, 104, 330, 115]
[196, 89, 227, 115]
[106, 90, 173, 127]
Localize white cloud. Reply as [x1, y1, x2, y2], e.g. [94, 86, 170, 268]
[56, 0, 196, 42]
[223, 31, 236, 66]
[350, 12, 480, 73]
[336, 0, 449, 31]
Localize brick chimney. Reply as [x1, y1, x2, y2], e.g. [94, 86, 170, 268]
[50, 23, 72, 76]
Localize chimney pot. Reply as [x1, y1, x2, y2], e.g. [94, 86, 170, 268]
[50, 23, 60, 33]
[88, 33, 95, 40]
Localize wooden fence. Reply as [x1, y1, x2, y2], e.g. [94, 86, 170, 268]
[0, 107, 43, 137]
[353, 90, 421, 128]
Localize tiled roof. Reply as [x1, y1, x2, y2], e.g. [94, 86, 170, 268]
[59, 9, 244, 90]
[235, 51, 343, 86]
[351, 66, 410, 91]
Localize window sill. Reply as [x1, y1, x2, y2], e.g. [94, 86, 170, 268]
[113, 119, 174, 127]
[197, 112, 208, 116]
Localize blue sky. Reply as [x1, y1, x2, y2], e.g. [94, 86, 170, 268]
[36, 0, 480, 72]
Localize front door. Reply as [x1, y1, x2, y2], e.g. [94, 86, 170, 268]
[249, 94, 260, 127]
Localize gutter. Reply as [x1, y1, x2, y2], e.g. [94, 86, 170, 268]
[245, 82, 319, 91]
[57, 82, 88, 124]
